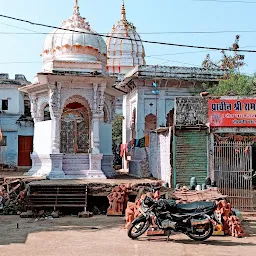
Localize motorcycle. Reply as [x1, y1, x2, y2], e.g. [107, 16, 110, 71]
[128, 195, 219, 241]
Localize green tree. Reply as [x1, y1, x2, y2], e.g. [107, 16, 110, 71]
[112, 114, 123, 166]
[206, 74, 256, 96]
[112, 114, 123, 144]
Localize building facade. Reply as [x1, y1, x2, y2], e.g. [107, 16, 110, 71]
[117, 66, 225, 183]
[174, 96, 256, 210]
[0, 73, 33, 169]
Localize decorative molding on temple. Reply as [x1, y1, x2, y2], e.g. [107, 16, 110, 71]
[117, 65, 227, 91]
[175, 97, 208, 127]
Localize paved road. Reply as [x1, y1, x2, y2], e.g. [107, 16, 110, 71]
[0, 216, 255, 256]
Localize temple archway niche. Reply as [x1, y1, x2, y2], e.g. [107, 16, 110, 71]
[103, 105, 110, 124]
[166, 108, 174, 127]
[144, 113, 157, 133]
[60, 96, 91, 154]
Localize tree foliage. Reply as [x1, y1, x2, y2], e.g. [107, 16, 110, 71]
[202, 35, 245, 72]
[202, 35, 256, 96]
[112, 114, 123, 166]
[206, 74, 256, 96]
[112, 114, 123, 143]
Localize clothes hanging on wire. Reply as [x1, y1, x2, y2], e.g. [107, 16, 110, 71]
[145, 133, 150, 147]
[120, 143, 128, 157]
[122, 133, 150, 154]
[139, 137, 145, 148]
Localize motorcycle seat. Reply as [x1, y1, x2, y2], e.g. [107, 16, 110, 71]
[176, 201, 216, 212]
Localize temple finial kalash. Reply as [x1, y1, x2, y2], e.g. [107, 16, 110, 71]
[121, 0, 127, 21]
[73, 0, 80, 16]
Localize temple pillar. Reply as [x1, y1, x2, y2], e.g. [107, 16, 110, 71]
[47, 82, 65, 179]
[157, 90, 165, 127]
[49, 82, 61, 153]
[30, 94, 40, 123]
[51, 116, 61, 154]
[136, 89, 145, 138]
[87, 83, 106, 179]
[91, 115, 100, 154]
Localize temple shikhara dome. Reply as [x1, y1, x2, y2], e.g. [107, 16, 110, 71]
[106, 1, 146, 74]
[42, 0, 107, 72]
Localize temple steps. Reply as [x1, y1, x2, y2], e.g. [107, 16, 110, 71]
[62, 154, 90, 175]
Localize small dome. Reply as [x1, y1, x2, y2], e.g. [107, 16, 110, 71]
[42, 1, 107, 72]
[106, 1, 146, 74]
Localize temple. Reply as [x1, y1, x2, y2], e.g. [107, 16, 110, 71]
[20, 0, 123, 179]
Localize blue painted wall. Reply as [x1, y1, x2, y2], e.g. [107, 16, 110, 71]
[0, 115, 34, 166]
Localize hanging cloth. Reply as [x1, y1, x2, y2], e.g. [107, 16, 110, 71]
[131, 138, 135, 148]
[120, 144, 128, 157]
[145, 134, 150, 147]
[139, 137, 146, 148]
[0, 127, 2, 142]
[120, 144, 124, 157]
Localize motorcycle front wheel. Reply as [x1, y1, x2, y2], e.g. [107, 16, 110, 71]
[186, 222, 213, 241]
[127, 217, 150, 239]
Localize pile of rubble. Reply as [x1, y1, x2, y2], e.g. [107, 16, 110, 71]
[173, 187, 227, 203]
[0, 177, 42, 215]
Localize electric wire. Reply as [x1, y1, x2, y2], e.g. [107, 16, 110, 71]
[1, 14, 256, 53]
[3, 30, 256, 35]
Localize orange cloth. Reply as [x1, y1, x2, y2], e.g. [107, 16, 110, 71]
[145, 134, 150, 147]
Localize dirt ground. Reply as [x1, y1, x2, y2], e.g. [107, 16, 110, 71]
[0, 215, 255, 256]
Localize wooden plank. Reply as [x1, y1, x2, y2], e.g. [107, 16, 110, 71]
[30, 204, 87, 207]
[29, 194, 86, 197]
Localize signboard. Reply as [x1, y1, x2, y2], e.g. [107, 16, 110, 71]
[208, 99, 256, 127]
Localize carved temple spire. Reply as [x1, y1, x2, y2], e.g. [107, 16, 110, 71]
[121, 0, 127, 21]
[73, 0, 80, 16]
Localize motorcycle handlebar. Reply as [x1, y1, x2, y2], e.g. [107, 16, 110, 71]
[143, 196, 156, 206]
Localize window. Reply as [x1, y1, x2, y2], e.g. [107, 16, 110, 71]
[24, 99, 31, 117]
[44, 105, 51, 121]
[2, 100, 8, 110]
[0, 136, 7, 146]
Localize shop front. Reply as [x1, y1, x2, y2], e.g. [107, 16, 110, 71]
[209, 98, 256, 210]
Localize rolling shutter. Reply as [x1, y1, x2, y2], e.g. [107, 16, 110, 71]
[174, 130, 208, 186]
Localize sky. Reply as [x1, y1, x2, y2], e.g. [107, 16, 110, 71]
[0, 0, 255, 82]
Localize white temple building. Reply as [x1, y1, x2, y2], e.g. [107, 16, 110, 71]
[20, 0, 128, 179]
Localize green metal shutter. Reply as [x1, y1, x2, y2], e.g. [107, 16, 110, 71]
[174, 130, 208, 186]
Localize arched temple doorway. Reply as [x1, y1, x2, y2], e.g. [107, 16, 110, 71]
[60, 101, 90, 153]
[166, 108, 174, 127]
[144, 113, 157, 133]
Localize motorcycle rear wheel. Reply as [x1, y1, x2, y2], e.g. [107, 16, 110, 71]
[187, 222, 213, 241]
[127, 218, 150, 239]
